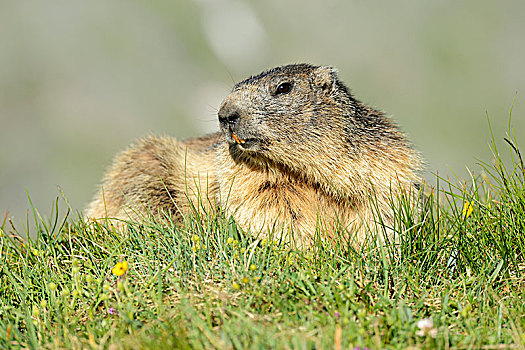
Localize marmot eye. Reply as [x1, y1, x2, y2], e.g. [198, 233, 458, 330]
[275, 82, 292, 95]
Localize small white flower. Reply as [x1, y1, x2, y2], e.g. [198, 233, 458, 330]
[416, 318, 437, 338]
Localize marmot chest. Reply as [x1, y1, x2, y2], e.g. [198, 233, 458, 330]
[216, 164, 354, 236]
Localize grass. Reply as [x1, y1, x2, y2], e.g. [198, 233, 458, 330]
[1, 119, 524, 349]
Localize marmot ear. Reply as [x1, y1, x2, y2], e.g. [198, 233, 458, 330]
[313, 66, 338, 94]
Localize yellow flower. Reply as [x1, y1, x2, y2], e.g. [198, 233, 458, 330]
[461, 304, 472, 318]
[462, 201, 473, 218]
[227, 237, 234, 244]
[111, 261, 128, 276]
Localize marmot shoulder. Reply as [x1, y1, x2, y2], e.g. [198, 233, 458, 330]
[87, 64, 422, 247]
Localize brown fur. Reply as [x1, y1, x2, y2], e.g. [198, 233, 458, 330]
[87, 64, 422, 246]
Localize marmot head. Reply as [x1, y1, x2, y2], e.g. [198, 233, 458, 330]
[218, 64, 358, 170]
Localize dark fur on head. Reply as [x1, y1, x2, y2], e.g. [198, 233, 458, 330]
[218, 63, 412, 186]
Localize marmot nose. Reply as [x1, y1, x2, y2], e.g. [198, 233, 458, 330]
[218, 111, 240, 129]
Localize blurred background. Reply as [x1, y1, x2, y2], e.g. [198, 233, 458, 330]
[1, 0, 524, 227]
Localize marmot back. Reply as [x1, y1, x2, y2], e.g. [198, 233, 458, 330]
[87, 64, 422, 247]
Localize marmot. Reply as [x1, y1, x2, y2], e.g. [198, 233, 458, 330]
[87, 64, 422, 246]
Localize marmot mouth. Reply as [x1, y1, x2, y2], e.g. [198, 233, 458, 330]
[230, 134, 259, 151]
[237, 138, 259, 150]
[231, 133, 245, 144]
[231, 132, 252, 144]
